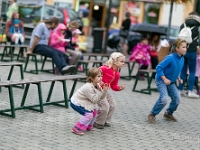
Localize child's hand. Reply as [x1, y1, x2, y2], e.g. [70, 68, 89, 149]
[97, 83, 103, 91]
[178, 78, 183, 84]
[58, 37, 63, 41]
[75, 47, 80, 51]
[164, 78, 171, 85]
[119, 84, 125, 91]
[103, 83, 109, 91]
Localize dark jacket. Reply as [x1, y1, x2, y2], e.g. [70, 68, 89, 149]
[180, 15, 200, 52]
[64, 28, 75, 50]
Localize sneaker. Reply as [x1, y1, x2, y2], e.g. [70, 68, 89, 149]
[163, 112, 177, 122]
[188, 90, 199, 98]
[71, 127, 84, 135]
[104, 122, 111, 127]
[148, 113, 156, 124]
[61, 65, 76, 75]
[178, 90, 187, 96]
[93, 122, 104, 129]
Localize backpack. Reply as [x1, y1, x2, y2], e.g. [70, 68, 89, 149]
[178, 23, 195, 43]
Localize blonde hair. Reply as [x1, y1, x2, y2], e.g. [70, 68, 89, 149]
[68, 20, 80, 28]
[171, 38, 187, 53]
[86, 67, 102, 83]
[106, 52, 125, 67]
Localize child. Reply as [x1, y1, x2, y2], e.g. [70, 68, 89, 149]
[49, 23, 68, 54]
[71, 29, 84, 71]
[94, 52, 126, 129]
[148, 39, 186, 124]
[70, 67, 108, 135]
[10, 19, 24, 45]
[129, 37, 151, 80]
[71, 29, 82, 49]
[49, 23, 70, 75]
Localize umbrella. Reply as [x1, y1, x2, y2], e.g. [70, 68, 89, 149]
[130, 23, 167, 35]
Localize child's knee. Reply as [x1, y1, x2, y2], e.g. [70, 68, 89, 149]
[160, 96, 168, 105]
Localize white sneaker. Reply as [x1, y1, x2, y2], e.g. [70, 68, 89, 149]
[178, 90, 187, 96]
[188, 90, 199, 98]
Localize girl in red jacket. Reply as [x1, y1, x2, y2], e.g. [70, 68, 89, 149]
[94, 52, 126, 129]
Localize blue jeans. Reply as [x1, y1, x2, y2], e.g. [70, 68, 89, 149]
[178, 51, 196, 91]
[151, 80, 181, 115]
[70, 101, 91, 116]
[33, 44, 68, 73]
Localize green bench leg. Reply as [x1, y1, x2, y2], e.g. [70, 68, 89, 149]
[40, 56, 55, 74]
[21, 84, 30, 106]
[0, 86, 16, 118]
[88, 56, 97, 60]
[132, 72, 152, 95]
[8, 86, 15, 118]
[24, 55, 39, 74]
[7, 66, 24, 89]
[1, 47, 8, 61]
[45, 81, 69, 108]
[69, 79, 78, 99]
[20, 83, 44, 113]
[62, 80, 68, 108]
[46, 81, 55, 103]
[16, 47, 27, 61]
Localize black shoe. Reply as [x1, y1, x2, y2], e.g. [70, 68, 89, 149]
[104, 122, 111, 127]
[94, 122, 104, 129]
[61, 65, 76, 75]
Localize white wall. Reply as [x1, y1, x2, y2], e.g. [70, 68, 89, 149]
[160, 3, 184, 26]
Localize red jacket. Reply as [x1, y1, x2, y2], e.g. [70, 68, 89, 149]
[99, 65, 120, 91]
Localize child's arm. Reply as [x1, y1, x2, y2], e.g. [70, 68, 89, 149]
[110, 72, 124, 91]
[49, 35, 60, 47]
[84, 85, 105, 104]
[161, 76, 171, 85]
[177, 76, 183, 84]
[9, 26, 14, 35]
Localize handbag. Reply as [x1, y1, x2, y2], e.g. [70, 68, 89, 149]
[119, 30, 128, 38]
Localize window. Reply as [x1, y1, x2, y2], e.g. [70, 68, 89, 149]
[144, 3, 160, 25]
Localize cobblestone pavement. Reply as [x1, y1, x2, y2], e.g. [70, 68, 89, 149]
[0, 53, 200, 150]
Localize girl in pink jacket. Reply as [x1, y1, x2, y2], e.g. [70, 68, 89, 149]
[49, 23, 68, 54]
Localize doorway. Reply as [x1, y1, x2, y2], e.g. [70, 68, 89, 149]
[91, 4, 104, 28]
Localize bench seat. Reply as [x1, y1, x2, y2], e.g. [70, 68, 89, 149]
[0, 75, 86, 118]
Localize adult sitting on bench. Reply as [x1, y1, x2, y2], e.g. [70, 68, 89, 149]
[6, 12, 25, 44]
[26, 17, 76, 75]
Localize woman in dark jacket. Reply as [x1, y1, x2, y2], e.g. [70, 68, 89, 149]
[120, 12, 131, 56]
[178, 12, 200, 98]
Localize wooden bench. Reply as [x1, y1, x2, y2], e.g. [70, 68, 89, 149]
[24, 53, 54, 74]
[84, 53, 110, 60]
[0, 45, 28, 62]
[0, 62, 24, 92]
[76, 60, 105, 75]
[0, 74, 86, 118]
[132, 69, 156, 95]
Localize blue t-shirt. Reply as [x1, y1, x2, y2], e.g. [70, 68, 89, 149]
[30, 22, 50, 48]
[155, 53, 184, 83]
